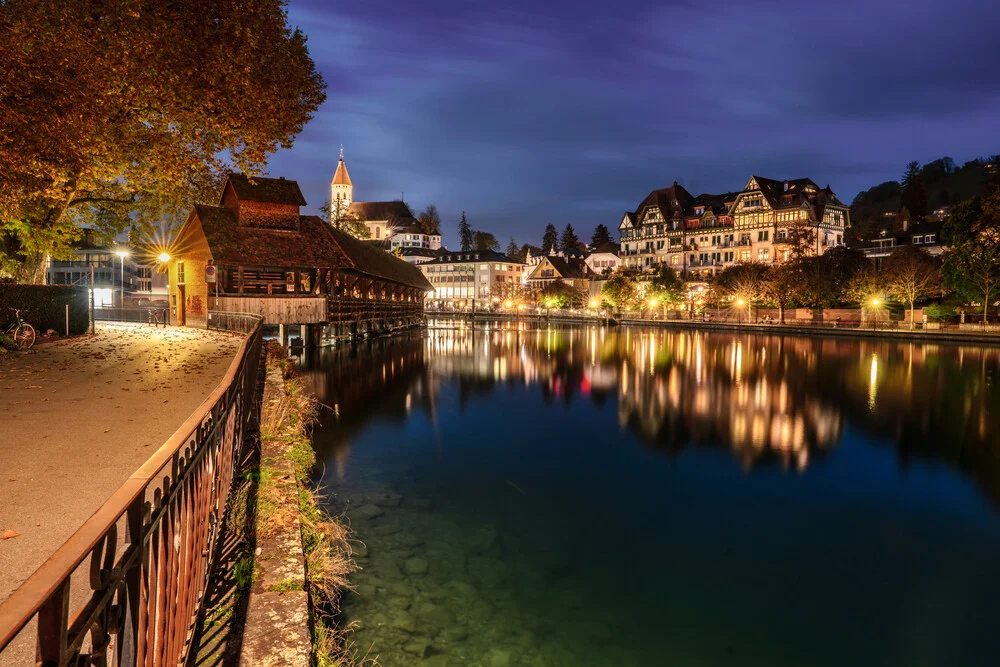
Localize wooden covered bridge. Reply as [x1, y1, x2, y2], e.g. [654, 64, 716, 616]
[165, 173, 431, 344]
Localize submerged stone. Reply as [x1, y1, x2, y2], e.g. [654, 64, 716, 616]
[390, 612, 416, 633]
[349, 504, 384, 522]
[403, 557, 429, 575]
[402, 638, 432, 656]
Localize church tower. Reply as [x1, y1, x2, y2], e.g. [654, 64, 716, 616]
[330, 147, 353, 216]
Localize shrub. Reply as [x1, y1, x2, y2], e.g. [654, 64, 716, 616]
[0, 285, 90, 334]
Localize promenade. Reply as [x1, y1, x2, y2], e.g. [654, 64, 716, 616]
[0, 324, 242, 605]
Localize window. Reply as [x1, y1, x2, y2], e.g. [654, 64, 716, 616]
[912, 235, 923, 244]
[776, 230, 786, 241]
[758, 248, 770, 261]
[300, 272, 312, 293]
[177, 262, 185, 284]
[926, 234, 936, 243]
[670, 256, 679, 265]
[740, 250, 751, 261]
[758, 230, 769, 241]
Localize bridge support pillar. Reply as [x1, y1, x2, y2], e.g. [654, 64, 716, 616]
[304, 324, 322, 347]
[278, 323, 285, 346]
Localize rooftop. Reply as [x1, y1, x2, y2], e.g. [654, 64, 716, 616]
[224, 172, 307, 206]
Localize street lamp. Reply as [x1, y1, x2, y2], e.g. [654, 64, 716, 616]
[871, 298, 880, 331]
[157, 252, 171, 263]
[115, 249, 129, 311]
[736, 298, 744, 324]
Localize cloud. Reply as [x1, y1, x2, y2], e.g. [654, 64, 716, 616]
[273, 0, 1000, 248]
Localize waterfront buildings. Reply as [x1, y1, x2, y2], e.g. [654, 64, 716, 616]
[419, 250, 524, 310]
[332, 150, 442, 250]
[164, 173, 430, 328]
[45, 229, 169, 305]
[525, 255, 592, 290]
[619, 177, 850, 276]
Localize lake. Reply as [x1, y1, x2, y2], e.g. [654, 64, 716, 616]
[295, 322, 1000, 667]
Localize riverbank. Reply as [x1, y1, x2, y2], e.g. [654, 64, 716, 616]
[425, 311, 1000, 345]
[190, 345, 369, 666]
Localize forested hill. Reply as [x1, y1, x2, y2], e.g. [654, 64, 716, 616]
[849, 156, 997, 238]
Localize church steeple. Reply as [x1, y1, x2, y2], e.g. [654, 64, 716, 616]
[331, 146, 353, 212]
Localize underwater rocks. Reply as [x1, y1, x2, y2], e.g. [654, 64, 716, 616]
[402, 557, 429, 575]
[347, 504, 383, 522]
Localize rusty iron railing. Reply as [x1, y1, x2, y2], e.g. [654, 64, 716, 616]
[0, 315, 264, 665]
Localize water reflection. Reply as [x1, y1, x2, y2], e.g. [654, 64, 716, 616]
[297, 323, 1000, 507]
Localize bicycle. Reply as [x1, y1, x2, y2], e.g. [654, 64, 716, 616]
[5, 308, 36, 350]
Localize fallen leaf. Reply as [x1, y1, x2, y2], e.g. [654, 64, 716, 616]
[2, 529, 20, 540]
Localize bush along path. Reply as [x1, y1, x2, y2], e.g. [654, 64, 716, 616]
[190, 343, 375, 667]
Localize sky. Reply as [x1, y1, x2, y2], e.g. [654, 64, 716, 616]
[267, 0, 1000, 250]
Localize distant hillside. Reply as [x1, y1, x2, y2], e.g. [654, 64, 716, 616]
[849, 156, 997, 239]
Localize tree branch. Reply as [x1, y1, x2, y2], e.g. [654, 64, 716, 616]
[68, 193, 138, 207]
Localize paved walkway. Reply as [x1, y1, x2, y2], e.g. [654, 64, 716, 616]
[0, 323, 243, 605]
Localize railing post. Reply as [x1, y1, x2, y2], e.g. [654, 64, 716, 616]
[36, 579, 70, 666]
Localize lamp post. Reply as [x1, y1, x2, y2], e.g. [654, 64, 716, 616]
[871, 298, 880, 332]
[736, 298, 745, 325]
[115, 249, 129, 315]
[156, 252, 171, 326]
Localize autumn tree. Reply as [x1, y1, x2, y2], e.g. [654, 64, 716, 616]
[591, 224, 613, 248]
[781, 219, 817, 260]
[846, 265, 889, 324]
[472, 230, 500, 252]
[647, 265, 684, 315]
[883, 245, 941, 328]
[416, 204, 441, 235]
[942, 191, 1000, 323]
[560, 224, 581, 252]
[319, 200, 369, 239]
[600, 271, 638, 313]
[542, 224, 559, 254]
[797, 246, 869, 307]
[458, 212, 473, 251]
[762, 261, 803, 323]
[713, 262, 769, 317]
[0, 0, 326, 281]
[538, 279, 586, 309]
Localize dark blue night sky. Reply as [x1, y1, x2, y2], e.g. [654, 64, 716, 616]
[268, 0, 1000, 249]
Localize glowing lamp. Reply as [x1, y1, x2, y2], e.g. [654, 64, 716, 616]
[157, 252, 171, 263]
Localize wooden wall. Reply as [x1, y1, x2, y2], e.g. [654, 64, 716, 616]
[213, 296, 327, 324]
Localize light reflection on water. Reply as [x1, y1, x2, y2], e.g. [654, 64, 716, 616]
[296, 323, 1000, 666]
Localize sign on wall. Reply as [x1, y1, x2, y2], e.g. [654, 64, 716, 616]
[205, 265, 217, 283]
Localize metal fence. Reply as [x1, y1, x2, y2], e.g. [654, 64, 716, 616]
[93, 306, 169, 328]
[0, 315, 264, 665]
[207, 310, 264, 335]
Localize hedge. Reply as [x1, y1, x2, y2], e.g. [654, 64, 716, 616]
[0, 284, 90, 335]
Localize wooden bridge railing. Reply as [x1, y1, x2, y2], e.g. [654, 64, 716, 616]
[326, 295, 424, 324]
[0, 314, 265, 666]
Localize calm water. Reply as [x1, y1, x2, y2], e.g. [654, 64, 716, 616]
[296, 323, 1000, 667]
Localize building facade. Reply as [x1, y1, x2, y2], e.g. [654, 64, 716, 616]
[166, 173, 430, 329]
[332, 150, 442, 249]
[420, 250, 524, 309]
[619, 177, 850, 277]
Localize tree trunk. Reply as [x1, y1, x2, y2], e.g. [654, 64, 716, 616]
[778, 302, 785, 324]
[984, 295, 989, 325]
[910, 301, 915, 330]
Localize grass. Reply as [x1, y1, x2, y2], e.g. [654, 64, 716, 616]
[233, 556, 256, 592]
[256, 343, 378, 667]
